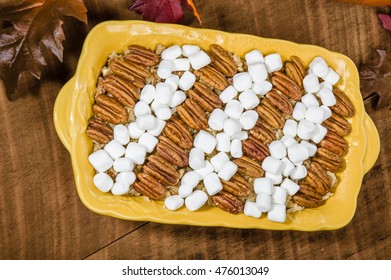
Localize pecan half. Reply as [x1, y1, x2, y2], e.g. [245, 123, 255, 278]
[109, 58, 147, 88]
[188, 82, 223, 112]
[143, 155, 180, 186]
[102, 75, 140, 107]
[86, 118, 113, 144]
[233, 156, 264, 178]
[92, 95, 128, 124]
[211, 191, 244, 214]
[156, 136, 189, 168]
[177, 99, 208, 130]
[255, 99, 285, 129]
[134, 173, 166, 200]
[319, 130, 348, 156]
[193, 65, 229, 91]
[209, 44, 237, 77]
[313, 147, 344, 172]
[163, 116, 193, 149]
[302, 163, 331, 195]
[292, 193, 325, 208]
[124, 45, 160, 67]
[297, 183, 324, 200]
[285, 56, 305, 89]
[322, 113, 351, 136]
[265, 89, 293, 115]
[270, 71, 302, 101]
[249, 120, 276, 144]
[242, 136, 270, 162]
[221, 174, 251, 197]
[331, 88, 355, 118]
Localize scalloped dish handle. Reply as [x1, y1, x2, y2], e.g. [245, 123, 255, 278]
[362, 113, 380, 174]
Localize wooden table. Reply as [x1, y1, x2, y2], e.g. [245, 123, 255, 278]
[1, 0, 390, 260]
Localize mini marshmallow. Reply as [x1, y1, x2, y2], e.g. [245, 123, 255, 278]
[218, 161, 238, 181]
[281, 135, 298, 148]
[224, 100, 244, 119]
[210, 152, 230, 172]
[140, 84, 155, 104]
[272, 187, 287, 204]
[216, 133, 231, 152]
[281, 157, 295, 177]
[111, 181, 129, 196]
[254, 177, 273, 195]
[223, 118, 243, 137]
[125, 142, 147, 165]
[324, 67, 340, 85]
[113, 157, 134, 173]
[181, 171, 201, 188]
[244, 201, 262, 218]
[178, 184, 194, 198]
[248, 63, 268, 83]
[256, 193, 272, 212]
[290, 165, 308, 180]
[189, 147, 205, 170]
[104, 139, 126, 159]
[287, 143, 310, 163]
[194, 130, 217, 154]
[252, 81, 272, 96]
[128, 122, 145, 139]
[165, 74, 179, 92]
[89, 150, 113, 172]
[293, 102, 307, 121]
[134, 100, 151, 117]
[320, 105, 332, 121]
[147, 119, 166, 137]
[280, 178, 300, 195]
[173, 58, 190, 71]
[150, 100, 164, 112]
[204, 172, 223, 195]
[185, 190, 208, 211]
[114, 124, 130, 145]
[164, 195, 184, 210]
[305, 106, 325, 124]
[230, 139, 243, 158]
[169, 90, 186, 108]
[230, 131, 248, 141]
[219, 85, 238, 103]
[208, 109, 228, 131]
[161, 45, 182, 61]
[264, 53, 283, 73]
[267, 203, 286, 223]
[283, 119, 298, 137]
[245, 49, 264, 65]
[309, 56, 329, 79]
[136, 114, 157, 131]
[301, 93, 319, 107]
[293, 160, 304, 166]
[312, 124, 328, 143]
[194, 160, 214, 180]
[300, 140, 317, 157]
[155, 83, 173, 105]
[93, 173, 113, 192]
[262, 156, 283, 175]
[116, 171, 136, 186]
[182, 44, 200, 57]
[154, 105, 172, 121]
[138, 132, 158, 153]
[239, 110, 258, 130]
[157, 60, 174, 79]
[188, 50, 211, 70]
[265, 171, 283, 185]
[303, 73, 320, 93]
[238, 89, 260, 109]
[179, 70, 196, 91]
[297, 119, 316, 140]
[318, 88, 336, 107]
[269, 140, 287, 159]
[320, 81, 333, 91]
[232, 72, 253, 92]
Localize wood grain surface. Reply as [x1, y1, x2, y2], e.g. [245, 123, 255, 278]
[0, 0, 390, 260]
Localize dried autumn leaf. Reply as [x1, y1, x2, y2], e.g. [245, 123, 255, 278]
[129, 0, 202, 25]
[0, 0, 87, 100]
[359, 49, 391, 110]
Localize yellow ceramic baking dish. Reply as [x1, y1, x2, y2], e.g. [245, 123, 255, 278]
[53, 21, 380, 230]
